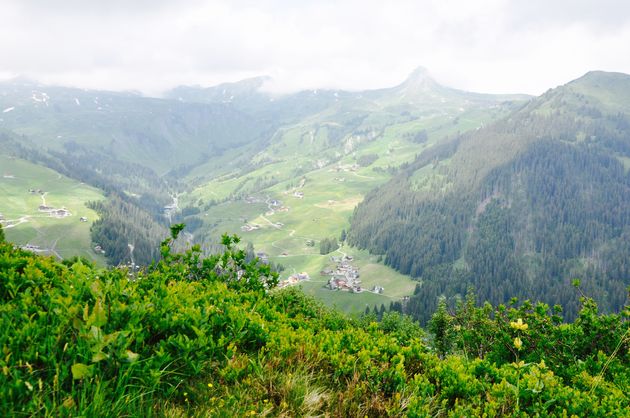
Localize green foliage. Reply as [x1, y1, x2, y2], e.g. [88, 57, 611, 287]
[0, 235, 627, 417]
[429, 297, 453, 357]
[351, 107, 630, 323]
[88, 195, 168, 266]
[0, 224, 4, 243]
[356, 153, 379, 167]
[319, 237, 339, 255]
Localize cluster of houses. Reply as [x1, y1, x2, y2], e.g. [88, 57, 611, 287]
[38, 205, 71, 218]
[277, 271, 310, 289]
[28, 188, 45, 195]
[322, 255, 386, 295]
[21, 244, 41, 252]
[265, 199, 286, 216]
[323, 255, 363, 293]
[241, 223, 261, 232]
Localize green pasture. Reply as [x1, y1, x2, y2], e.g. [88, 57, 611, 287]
[182, 102, 511, 311]
[0, 155, 105, 264]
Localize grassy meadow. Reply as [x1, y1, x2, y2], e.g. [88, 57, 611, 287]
[0, 155, 105, 264]
[180, 116, 478, 312]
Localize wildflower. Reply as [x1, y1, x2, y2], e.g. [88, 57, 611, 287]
[510, 318, 528, 331]
[207, 383, 213, 388]
[281, 401, 288, 408]
[62, 397, 75, 409]
[514, 360, 526, 370]
[539, 359, 546, 369]
[514, 337, 523, 350]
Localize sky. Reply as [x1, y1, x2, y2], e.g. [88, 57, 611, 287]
[1, 0, 629, 96]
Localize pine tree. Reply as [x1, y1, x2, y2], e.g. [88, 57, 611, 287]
[429, 297, 453, 358]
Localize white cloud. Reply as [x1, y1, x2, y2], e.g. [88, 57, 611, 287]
[0, 0, 629, 96]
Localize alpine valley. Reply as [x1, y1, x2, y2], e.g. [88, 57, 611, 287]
[1, 68, 629, 323]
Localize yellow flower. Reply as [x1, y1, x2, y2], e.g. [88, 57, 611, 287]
[513, 360, 526, 369]
[510, 318, 529, 331]
[514, 337, 523, 350]
[207, 383, 213, 388]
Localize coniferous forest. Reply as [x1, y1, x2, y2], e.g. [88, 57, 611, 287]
[349, 84, 630, 324]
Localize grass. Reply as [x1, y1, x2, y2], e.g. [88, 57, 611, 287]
[0, 154, 106, 264]
[297, 280, 394, 315]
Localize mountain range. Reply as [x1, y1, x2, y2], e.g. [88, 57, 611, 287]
[1, 68, 629, 321]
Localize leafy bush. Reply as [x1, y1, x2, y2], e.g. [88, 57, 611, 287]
[0, 231, 627, 417]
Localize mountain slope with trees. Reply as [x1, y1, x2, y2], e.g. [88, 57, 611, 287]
[349, 71, 630, 323]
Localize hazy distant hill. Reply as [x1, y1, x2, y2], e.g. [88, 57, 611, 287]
[171, 68, 527, 183]
[0, 79, 264, 174]
[166, 67, 528, 125]
[349, 70, 630, 322]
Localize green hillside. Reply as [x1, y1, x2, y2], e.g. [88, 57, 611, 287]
[0, 80, 264, 174]
[0, 154, 105, 264]
[349, 71, 630, 323]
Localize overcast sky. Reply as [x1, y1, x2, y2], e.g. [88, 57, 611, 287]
[1, 0, 629, 96]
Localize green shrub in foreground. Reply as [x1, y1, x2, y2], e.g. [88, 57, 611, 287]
[0, 229, 628, 417]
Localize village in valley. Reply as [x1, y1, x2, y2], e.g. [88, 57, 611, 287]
[277, 252, 385, 295]
[237, 174, 388, 297]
